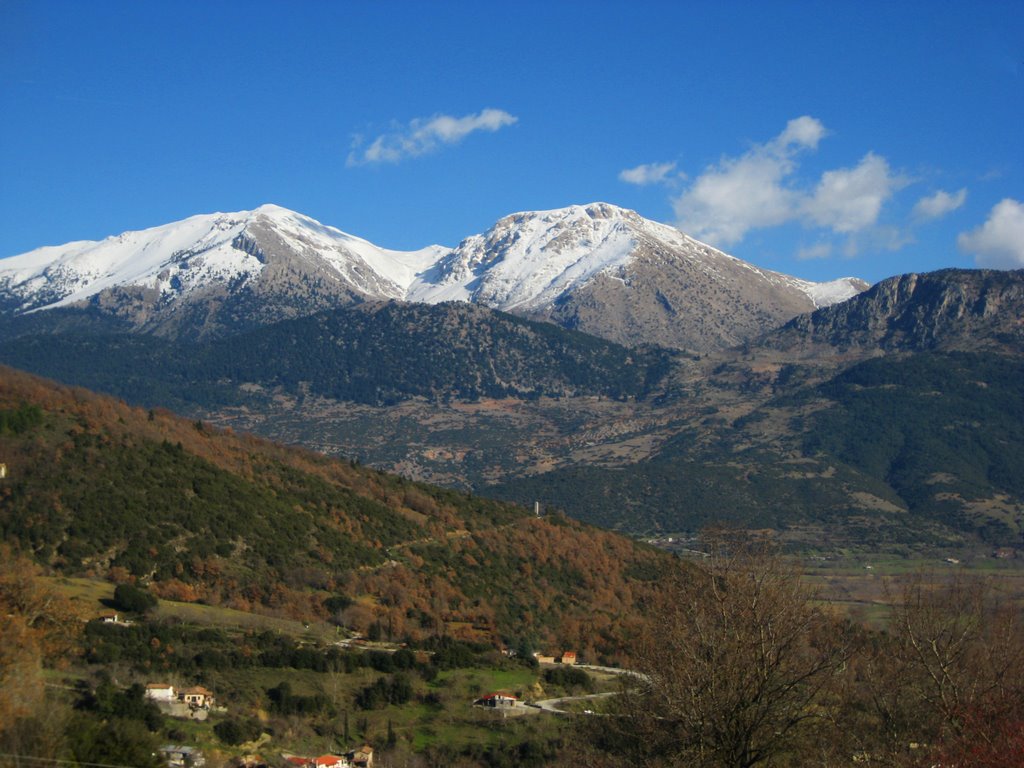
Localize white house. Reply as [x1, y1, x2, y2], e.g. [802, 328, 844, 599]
[145, 683, 176, 702]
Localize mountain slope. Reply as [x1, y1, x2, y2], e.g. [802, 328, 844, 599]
[763, 268, 1024, 355]
[0, 365, 667, 654]
[491, 350, 1024, 551]
[0, 205, 444, 339]
[0, 302, 674, 408]
[0, 203, 865, 349]
[487, 269, 1024, 551]
[411, 203, 865, 350]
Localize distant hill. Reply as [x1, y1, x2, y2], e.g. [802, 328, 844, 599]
[0, 366, 668, 658]
[0, 301, 674, 408]
[490, 350, 1024, 552]
[488, 270, 1024, 552]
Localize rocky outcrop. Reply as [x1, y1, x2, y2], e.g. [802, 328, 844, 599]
[766, 269, 1024, 354]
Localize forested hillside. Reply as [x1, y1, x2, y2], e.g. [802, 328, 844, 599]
[0, 366, 667, 658]
[0, 302, 674, 407]
[492, 351, 1024, 551]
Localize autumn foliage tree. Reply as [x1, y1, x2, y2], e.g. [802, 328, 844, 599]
[0, 548, 82, 761]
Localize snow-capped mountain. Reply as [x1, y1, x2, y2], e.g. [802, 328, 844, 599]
[0, 205, 444, 338]
[409, 203, 865, 350]
[0, 203, 866, 348]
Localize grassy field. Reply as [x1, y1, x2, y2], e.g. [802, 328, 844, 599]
[802, 553, 1024, 627]
[44, 575, 344, 642]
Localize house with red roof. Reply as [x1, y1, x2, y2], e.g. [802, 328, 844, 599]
[476, 692, 518, 708]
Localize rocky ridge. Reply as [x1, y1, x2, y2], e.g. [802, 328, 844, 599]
[764, 268, 1024, 356]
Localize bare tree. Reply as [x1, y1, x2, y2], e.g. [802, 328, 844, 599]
[855, 572, 1024, 766]
[599, 533, 854, 767]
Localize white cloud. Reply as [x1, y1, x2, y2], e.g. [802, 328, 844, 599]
[669, 117, 918, 254]
[958, 198, 1024, 268]
[802, 153, 908, 234]
[912, 188, 967, 220]
[673, 150, 799, 244]
[671, 118, 826, 245]
[347, 108, 517, 166]
[619, 161, 677, 186]
[774, 115, 827, 151]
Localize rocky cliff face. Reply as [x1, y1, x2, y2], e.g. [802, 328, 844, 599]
[766, 269, 1024, 354]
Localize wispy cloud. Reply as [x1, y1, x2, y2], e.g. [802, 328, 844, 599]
[958, 198, 1024, 268]
[912, 188, 967, 220]
[347, 108, 517, 166]
[619, 161, 678, 186]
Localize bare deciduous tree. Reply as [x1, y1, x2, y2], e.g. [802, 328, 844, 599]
[599, 533, 854, 767]
[854, 573, 1024, 766]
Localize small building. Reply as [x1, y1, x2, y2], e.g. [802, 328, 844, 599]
[99, 611, 133, 626]
[159, 745, 205, 768]
[146, 683, 176, 702]
[179, 685, 215, 709]
[0, 463, 7, 479]
[348, 746, 373, 768]
[559, 651, 577, 665]
[313, 755, 349, 768]
[533, 652, 556, 664]
[478, 692, 518, 709]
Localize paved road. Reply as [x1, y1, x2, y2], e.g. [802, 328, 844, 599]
[531, 690, 618, 715]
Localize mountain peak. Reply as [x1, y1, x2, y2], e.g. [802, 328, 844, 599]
[0, 203, 869, 349]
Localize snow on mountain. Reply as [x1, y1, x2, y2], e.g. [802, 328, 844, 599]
[407, 203, 646, 308]
[801, 277, 871, 308]
[0, 205, 443, 315]
[408, 203, 866, 319]
[0, 202, 867, 348]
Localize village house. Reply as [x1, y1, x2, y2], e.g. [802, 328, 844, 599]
[559, 651, 577, 665]
[179, 685, 215, 709]
[477, 692, 518, 709]
[145, 683, 176, 702]
[283, 749, 371, 768]
[313, 755, 349, 768]
[349, 745, 373, 768]
[532, 652, 556, 664]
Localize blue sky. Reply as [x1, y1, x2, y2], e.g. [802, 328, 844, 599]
[1, 0, 1021, 284]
